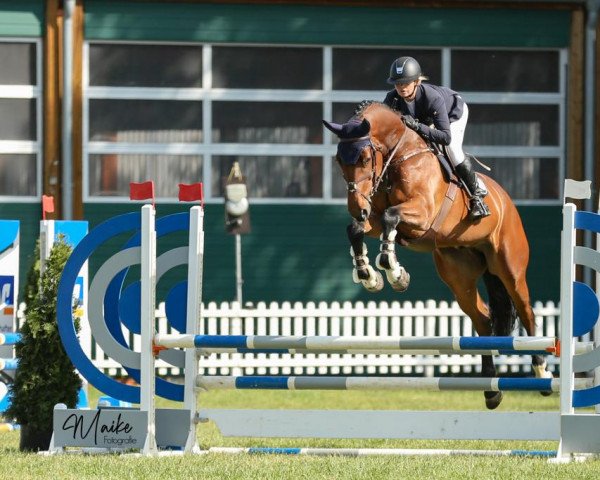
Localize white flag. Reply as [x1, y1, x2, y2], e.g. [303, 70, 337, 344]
[564, 179, 592, 200]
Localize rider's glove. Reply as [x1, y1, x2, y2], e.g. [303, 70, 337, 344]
[403, 115, 420, 132]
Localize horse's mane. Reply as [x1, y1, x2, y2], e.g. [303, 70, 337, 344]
[352, 100, 399, 121]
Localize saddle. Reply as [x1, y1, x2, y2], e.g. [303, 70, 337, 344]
[428, 142, 456, 183]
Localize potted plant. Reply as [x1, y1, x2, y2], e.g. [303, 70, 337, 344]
[6, 237, 82, 451]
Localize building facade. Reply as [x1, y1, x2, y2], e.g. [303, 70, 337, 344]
[0, 0, 598, 304]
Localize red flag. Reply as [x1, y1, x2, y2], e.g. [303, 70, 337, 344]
[129, 181, 155, 202]
[178, 183, 204, 204]
[42, 195, 54, 220]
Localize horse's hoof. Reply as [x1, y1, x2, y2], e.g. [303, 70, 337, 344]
[391, 280, 408, 292]
[484, 391, 503, 410]
[363, 271, 384, 293]
[539, 377, 554, 396]
[390, 269, 410, 292]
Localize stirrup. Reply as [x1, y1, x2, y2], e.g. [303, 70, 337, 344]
[468, 197, 491, 221]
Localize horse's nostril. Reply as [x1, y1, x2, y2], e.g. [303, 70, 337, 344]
[360, 209, 369, 221]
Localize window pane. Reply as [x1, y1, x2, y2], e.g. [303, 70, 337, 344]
[332, 102, 361, 124]
[333, 48, 441, 90]
[480, 157, 558, 200]
[0, 99, 36, 140]
[89, 100, 202, 142]
[465, 104, 558, 146]
[89, 44, 202, 87]
[213, 46, 322, 89]
[212, 156, 322, 198]
[0, 154, 36, 196]
[213, 102, 322, 143]
[89, 154, 202, 197]
[452, 50, 559, 92]
[332, 157, 347, 198]
[0, 42, 36, 85]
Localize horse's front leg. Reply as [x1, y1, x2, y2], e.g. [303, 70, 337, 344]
[375, 207, 410, 292]
[347, 218, 384, 292]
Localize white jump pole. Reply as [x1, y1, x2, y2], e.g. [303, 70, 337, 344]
[140, 203, 203, 455]
[183, 206, 204, 453]
[140, 205, 157, 455]
[559, 203, 576, 422]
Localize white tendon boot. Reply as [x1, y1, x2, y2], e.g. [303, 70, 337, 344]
[375, 230, 410, 292]
[533, 360, 554, 379]
[533, 360, 554, 397]
[349, 244, 384, 292]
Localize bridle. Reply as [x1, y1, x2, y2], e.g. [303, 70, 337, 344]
[339, 125, 429, 207]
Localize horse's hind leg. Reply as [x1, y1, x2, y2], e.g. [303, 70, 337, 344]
[375, 208, 410, 291]
[346, 219, 384, 292]
[485, 248, 553, 392]
[433, 248, 504, 410]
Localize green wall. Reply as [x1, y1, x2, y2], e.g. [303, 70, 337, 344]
[0, 1, 43, 37]
[85, 1, 570, 47]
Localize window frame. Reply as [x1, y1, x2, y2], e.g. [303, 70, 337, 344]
[84, 41, 567, 206]
[0, 37, 42, 201]
[446, 47, 567, 206]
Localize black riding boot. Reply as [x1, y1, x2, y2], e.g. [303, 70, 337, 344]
[455, 157, 491, 221]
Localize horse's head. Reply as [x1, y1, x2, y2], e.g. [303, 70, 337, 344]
[323, 103, 405, 222]
[323, 117, 375, 220]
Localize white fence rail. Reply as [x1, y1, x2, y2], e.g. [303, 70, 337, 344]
[88, 300, 561, 378]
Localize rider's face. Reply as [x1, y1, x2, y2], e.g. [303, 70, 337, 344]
[395, 81, 417, 99]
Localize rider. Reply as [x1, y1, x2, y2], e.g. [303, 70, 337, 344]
[383, 56, 490, 221]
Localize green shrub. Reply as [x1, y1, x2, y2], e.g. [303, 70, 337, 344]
[6, 236, 81, 432]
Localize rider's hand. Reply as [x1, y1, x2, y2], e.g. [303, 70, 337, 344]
[403, 115, 420, 132]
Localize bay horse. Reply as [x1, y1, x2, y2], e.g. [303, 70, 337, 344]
[323, 101, 551, 410]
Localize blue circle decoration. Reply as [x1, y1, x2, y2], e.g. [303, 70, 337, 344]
[573, 280, 600, 337]
[118, 282, 141, 334]
[57, 211, 192, 403]
[164, 281, 188, 333]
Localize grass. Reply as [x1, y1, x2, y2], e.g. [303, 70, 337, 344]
[1, 387, 600, 479]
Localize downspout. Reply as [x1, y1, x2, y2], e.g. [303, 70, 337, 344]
[585, 0, 599, 206]
[584, 0, 599, 288]
[62, 0, 75, 220]
[587, 0, 600, 416]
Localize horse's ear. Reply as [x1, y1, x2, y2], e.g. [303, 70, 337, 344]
[322, 120, 343, 135]
[323, 118, 371, 139]
[357, 118, 371, 137]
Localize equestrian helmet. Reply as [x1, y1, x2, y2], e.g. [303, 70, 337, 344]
[387, 56, 422, 85]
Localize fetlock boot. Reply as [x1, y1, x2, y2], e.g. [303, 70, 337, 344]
[455, 157, 491, 221]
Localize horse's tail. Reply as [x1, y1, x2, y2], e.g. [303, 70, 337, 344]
[482, 270, 517, 336]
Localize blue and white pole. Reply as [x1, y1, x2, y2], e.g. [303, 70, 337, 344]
[155, 333, 563, 356]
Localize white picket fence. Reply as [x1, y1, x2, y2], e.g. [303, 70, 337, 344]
[90, 299, 561, 378]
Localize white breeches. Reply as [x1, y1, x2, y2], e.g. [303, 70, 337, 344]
[446, 103, 469, 167]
